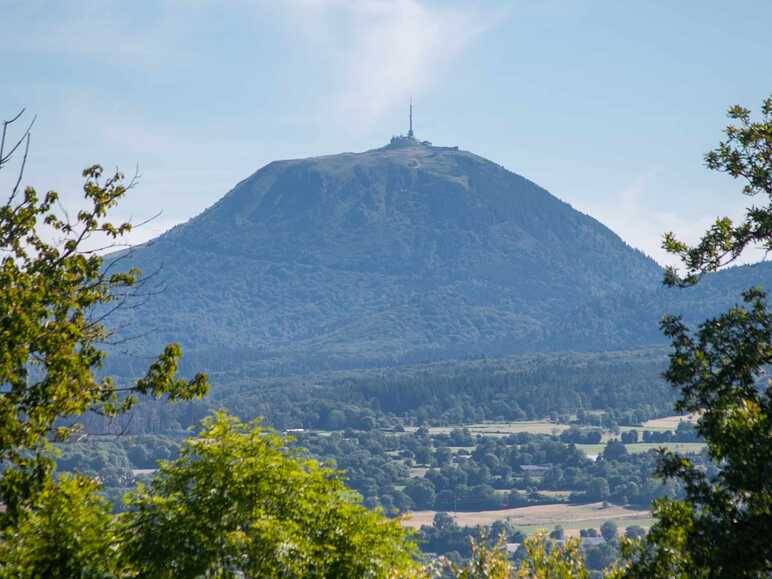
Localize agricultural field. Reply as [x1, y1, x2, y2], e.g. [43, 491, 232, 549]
[575, 441, 706, 458]
[642, 414, 698, 430]
[399, 415, 699, 443]
[573, 443, 606, 458]
[397, 415, 706, 465]
[403, 501, 651, 533]
[404, 420, 570, 437]
[625, 442, 705, 454]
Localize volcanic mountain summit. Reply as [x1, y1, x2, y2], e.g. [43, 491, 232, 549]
[111, 136, 769, 373]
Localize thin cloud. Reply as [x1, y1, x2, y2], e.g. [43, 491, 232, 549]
[583, 171, 758, 268]
[290, 0, 501, 133]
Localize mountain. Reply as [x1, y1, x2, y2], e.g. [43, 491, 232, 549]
[108, 136, 770, 375]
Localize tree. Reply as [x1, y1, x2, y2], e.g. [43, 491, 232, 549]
[622, 96, 772, 577]
[434, 511, 457, 531]
[435, 531, 514, 579]
[586, 542, 619, 573]
[600, 521, 618, 543]
[405, 477, 437, 509]
[515, 530, 589, 579]
[550, 525, 565, 540]
[0, 474, 118, 578]
[436, 446, 453, 466]
[588, 477, 610, 501]
[120, 412, 419, 578]
[602, 440, 628, 461]
[620, 430, 639, 444]
[0, 110, 209, 523]
[624, 526, 646, 540]
[0, 111, 210, 576]
[663, 96, 772, 287]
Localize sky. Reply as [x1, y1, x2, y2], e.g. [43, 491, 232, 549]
[1, 0, 770, 266]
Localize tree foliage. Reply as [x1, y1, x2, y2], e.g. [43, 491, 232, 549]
[0, 473, 118, 578]
[120, 412, 419, 578]
[440, 532, 514, 579]
[0, 158, 208, 464]
[664, 95, 772, 287]
[0, 109, 209, 463]
[622, 96, 772, 577]
[515, 531, 589, 579]
[0, 110, 210, 545]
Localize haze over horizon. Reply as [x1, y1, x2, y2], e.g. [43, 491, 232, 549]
[2, 0, 771, 266]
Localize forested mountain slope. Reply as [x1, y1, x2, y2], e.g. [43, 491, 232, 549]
[107, 138, 771, 375]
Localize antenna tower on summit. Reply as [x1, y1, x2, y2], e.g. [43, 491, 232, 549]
[408, 99, 414, 138]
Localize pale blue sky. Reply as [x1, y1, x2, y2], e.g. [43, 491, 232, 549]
[2, 0, 770, 265]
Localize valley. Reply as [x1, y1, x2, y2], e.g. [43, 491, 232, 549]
[59, 403, 706, 561]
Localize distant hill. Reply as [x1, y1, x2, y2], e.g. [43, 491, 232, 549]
[107, 137, 771, 375]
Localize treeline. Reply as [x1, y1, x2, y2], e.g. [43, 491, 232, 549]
[560, 421, 699, 445]
[93, 349, 674, 438]
[340, 351, 671, 422]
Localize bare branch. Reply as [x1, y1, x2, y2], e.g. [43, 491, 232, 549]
[0, 108, 26, 164]
[0, 113, 36, 167]
[9, 132, 31, 203]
